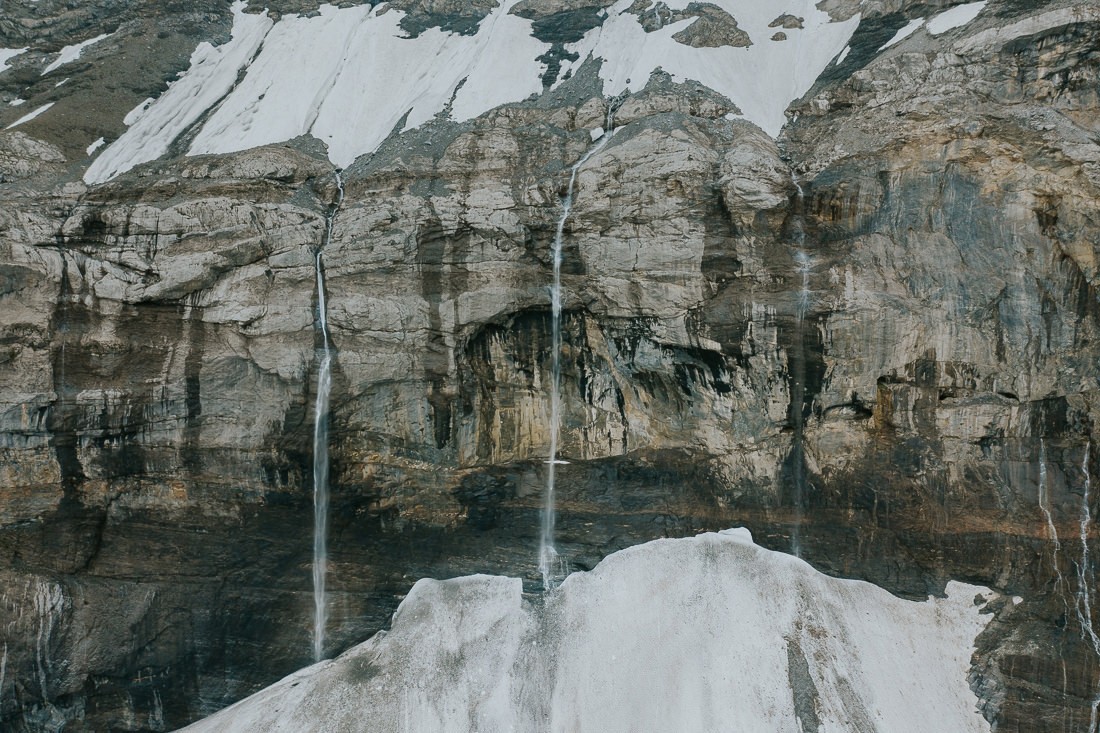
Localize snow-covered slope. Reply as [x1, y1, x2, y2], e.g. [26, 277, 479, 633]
[561, 0, 858, 136]
[85, 0, 864, 184]
[180, 529, 995, 733]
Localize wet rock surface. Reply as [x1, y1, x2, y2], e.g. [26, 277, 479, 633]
[0, 0, 1099, 731]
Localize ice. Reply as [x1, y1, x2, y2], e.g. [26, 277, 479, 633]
[560, 0, 860, 137]
[926, 1, 987, 35]
[41, 33, 113, 75]
[879, 18, 925, 51]
[5, 102, 54, 130]
[84, 2, 273, 184]
[0, 48, 27, 74]
[180, 531, 995, 733]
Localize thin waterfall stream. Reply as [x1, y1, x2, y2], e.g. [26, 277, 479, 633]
[312, 170, 344, 662]
[1037, 438, 1066, 595]
[1074, 441, 1100, 732]
[788, 177, 810, 557]
[540, 110, 616, 591]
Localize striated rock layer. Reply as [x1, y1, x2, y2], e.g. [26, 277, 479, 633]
[0, 0, 1099, 730]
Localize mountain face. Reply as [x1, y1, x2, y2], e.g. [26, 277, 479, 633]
[1, 0, 1098, 730]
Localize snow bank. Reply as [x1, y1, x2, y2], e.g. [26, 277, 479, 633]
[83, 2, 273, 184]
[180, 529, 995, 733]
[927, 1, 987, 36]
[41, 32, 113, 75]
[85, 0, 862, 183]
[5, 102, 54, 130]
[561, 0, 860, 137]
[187, 0, 548, 168]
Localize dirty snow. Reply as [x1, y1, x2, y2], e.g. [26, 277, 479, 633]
[41, 33, 113, 75]
[5, 102, 54, 130]
[927, 1, 987, 35]
[180, 529, 995, 733]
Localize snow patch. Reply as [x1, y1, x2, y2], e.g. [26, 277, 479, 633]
[835, 44, 850, 64]
[8, 98, 26, 107]
[955, 6, 1100, 53]
[560, 0, 860, 137]
[84, 2, 273, 184]
[189, 1, 548, 168]
[0, 48, 27, 74]
[85, 0, 862, 183]
[879, 17, 925, 50]
[5, 102, 55, 130]
[86, 137, 105, 156]
[179, 530, 995, 733]
[54, 77, 69, 87]
[927, 1, 987, 35]
[41, 33, 113, 75]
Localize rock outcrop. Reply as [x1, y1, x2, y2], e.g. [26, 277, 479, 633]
[1, 0, 1099, 730]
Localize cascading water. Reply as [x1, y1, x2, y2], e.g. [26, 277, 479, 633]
[1, 642, 7, 712]
[788, 178, 810, 558]
[1037, 438, 1066, 594]
[539, 110, 616, 591]
[1074, 441, 1100, 732]
[312, 170, 344, 662]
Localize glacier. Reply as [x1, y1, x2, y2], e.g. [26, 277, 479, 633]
[180, 529, 994, 733]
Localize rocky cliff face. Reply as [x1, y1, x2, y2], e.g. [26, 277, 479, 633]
[1, 0, 1099, 730]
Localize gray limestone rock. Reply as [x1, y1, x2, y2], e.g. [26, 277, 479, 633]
[0, 1, 1098, 731]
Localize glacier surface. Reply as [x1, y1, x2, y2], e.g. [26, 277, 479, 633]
[180, 529, 994, 733]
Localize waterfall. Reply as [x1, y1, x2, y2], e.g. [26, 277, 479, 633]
[795, 250, 811, 321]
[1037, 438, 1066, 594]
[539, 111, 616, 591]
[788, 178, 809, 558]
[1074, 441, 1100, 732]
[312, 170, 344, 662]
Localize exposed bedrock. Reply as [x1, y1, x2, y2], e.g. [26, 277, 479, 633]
[0, 2, 1099, 731]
